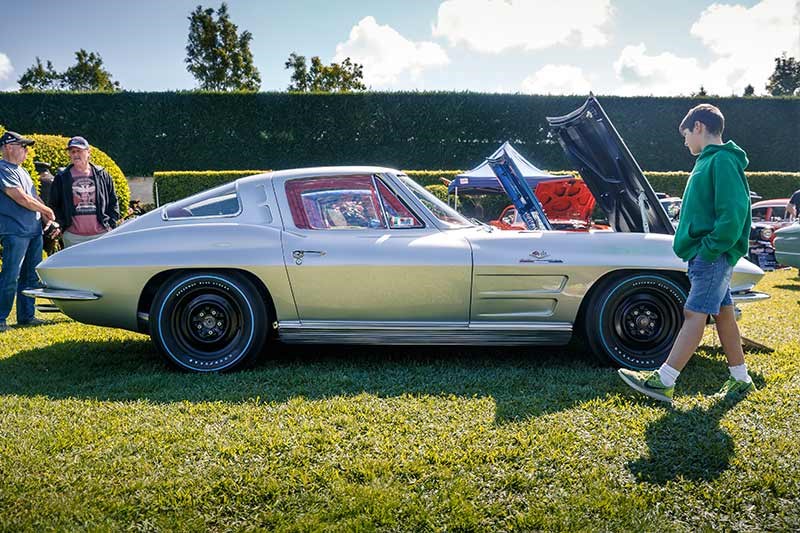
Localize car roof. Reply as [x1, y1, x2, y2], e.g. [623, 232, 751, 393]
[236, 166, 401, 186]
[752, 198, 789, 208]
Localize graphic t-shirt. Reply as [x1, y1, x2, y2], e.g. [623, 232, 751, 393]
[68, 170, 107, 236]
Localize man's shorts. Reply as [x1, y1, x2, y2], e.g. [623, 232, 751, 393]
[685, 254, 734, 315]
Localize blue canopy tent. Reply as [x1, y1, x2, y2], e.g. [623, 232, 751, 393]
[448, 142, 572, 200]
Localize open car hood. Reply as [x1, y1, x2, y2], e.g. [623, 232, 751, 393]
[546, 96, 674, 234]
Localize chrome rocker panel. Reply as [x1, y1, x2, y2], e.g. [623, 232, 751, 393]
[277, 321, 573, 346]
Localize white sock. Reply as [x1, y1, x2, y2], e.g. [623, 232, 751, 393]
[657, 364, 680, 387]
[729, 364, 752, 383]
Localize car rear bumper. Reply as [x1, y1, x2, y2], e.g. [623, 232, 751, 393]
[22, 288, 101, 314]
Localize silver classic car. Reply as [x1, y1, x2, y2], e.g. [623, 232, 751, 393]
[26, 97, 768, 372]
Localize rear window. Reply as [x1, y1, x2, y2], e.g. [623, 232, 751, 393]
[164, 183, 241, 219]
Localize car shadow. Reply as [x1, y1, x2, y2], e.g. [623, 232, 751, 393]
[774, 284, 800, 291]
[0, 337, 746, 428]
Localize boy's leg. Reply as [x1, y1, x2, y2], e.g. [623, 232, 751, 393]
[713, 304, 744, 367]
[664, 309, 708, 371]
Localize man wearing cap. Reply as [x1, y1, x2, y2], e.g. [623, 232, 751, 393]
[49, 136, 120, 248]
[0, 131, 55, 332]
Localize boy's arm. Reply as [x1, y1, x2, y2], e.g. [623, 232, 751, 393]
[697, 157, 750, 262]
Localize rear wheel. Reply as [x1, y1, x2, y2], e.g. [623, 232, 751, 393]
[583, 273, 687, 370]
[150, 272, 267, 372]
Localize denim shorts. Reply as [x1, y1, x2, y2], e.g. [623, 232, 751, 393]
[685, 254, 734, 315]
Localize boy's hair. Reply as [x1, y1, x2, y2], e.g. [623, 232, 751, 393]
[679, 104, 725, 135]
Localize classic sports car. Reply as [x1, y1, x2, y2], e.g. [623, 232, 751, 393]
[26, 97, 769, 373]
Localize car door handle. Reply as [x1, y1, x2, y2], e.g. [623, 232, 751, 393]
[292, 250, 326, 260]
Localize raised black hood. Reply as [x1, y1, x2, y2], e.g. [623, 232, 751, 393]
[546, 96, 674, 235]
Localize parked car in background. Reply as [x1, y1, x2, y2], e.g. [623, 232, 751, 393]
[748, 198, 792, 271]
[774, 223, 800, 275]
[658, 195, 682, 227]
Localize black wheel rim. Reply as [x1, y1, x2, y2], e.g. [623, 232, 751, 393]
[604, 279, 684, 366]
[166, 284, 247, 369]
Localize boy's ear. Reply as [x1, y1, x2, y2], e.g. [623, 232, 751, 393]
[693, 121, 705, 134]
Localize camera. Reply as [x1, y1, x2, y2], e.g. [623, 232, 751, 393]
[43, 220, 61, 240]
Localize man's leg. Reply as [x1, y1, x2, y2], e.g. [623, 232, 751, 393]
[0, 234, 27, 324]
[16, 233, 43, 324]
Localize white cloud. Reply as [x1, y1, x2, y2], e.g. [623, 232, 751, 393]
[432, 0, 613, 53]
[614, 0, 800, 96]
[521, 64, 592, 95]
[0, 53, 13, 83]
[334, 16, 449, 87]
[613, 44, 705, 96]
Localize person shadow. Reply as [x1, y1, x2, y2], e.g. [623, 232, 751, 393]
[627, 352, 765, 484]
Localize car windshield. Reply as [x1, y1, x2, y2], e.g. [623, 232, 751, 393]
[399, 176, 472, 228]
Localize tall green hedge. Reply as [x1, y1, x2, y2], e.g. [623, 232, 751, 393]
[153, 169, 800, 206]
[2, 93, 798, 175]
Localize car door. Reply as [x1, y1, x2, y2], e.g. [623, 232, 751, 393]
[277, 173, 472, 323]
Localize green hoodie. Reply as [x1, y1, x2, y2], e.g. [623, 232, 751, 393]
[672, 140, 751, 266]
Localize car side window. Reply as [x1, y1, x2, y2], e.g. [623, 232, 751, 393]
[751, 207, 766, 222]
[285, 175, 387, 230]
[164, 183, 240, 219]
[375, 179, 424, 229]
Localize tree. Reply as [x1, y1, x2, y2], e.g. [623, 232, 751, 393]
[185, 3, 261, 91]
[285, 53, 309, 92]
[17, 57, 62, 91]
[743, 84, 755, 97]
[285, 52, 366, 92]
[17, 51, 119, 91]
[692, 85, 708, 97]
[61, 50, 120, 91]
[765, 53, 800, 96]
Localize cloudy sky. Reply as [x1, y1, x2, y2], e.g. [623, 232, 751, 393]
[1, 0, 798, 95]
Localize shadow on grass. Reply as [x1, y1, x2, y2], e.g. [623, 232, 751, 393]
[774, 284, 800, 291]
[627, 347, 766, 484]
[0, 335, 739, 427]
[0, 334, 629, 422]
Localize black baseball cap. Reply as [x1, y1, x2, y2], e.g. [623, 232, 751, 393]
[0, 131, 35, 147]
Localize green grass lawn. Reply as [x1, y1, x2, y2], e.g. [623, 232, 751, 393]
[1, 269, 799, 531]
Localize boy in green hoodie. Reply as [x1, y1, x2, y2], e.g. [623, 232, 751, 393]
[618, 104, 755, 404]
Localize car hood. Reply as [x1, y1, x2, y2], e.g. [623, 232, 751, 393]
[546, 96, 674, 235]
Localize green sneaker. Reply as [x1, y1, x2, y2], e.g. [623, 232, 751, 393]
[618, 368, 674, 404]
[715, 377, 756, 399]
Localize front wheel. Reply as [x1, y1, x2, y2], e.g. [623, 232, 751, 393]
[150, 272, 267, 372]
[583, 273, 687, 370]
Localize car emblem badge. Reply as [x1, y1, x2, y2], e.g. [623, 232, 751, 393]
[520, 250, 563, 263]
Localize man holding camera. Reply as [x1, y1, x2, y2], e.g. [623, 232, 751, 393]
[0, 131, 55, 332]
